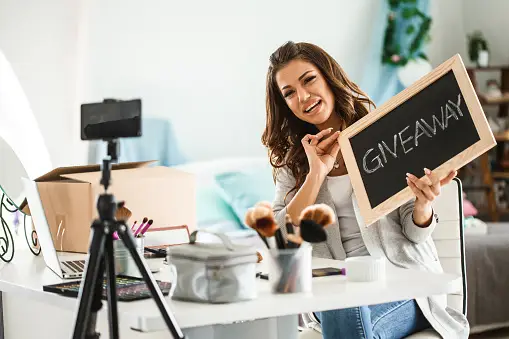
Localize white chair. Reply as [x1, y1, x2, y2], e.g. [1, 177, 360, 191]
[299, 178, 467, 339]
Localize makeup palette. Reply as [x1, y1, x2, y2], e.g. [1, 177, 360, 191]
[43, 276, 172, 301]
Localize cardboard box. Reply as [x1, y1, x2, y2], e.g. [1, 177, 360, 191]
[21, 161, 196, 253]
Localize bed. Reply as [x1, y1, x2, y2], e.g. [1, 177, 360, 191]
[466, 224, 509, 334]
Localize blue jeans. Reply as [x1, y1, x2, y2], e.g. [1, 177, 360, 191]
[315, 300, 430, 339]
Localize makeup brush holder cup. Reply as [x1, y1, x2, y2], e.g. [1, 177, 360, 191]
[113, 236, 145, 278]
[269, 243, 312, 294]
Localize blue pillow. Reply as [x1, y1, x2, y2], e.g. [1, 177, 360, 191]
[196, 183, 241, 232]
[215, 167, 275, 229]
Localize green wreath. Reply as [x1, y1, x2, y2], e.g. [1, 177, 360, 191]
[382, 0, 432, 66]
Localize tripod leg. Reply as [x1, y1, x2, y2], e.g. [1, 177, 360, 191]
[117, 224, 185, 339]
[104, 233, 119, 339]
[72, 220, 107, 339]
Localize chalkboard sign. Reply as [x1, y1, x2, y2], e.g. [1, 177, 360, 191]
[352, 70, 479, 208]
[339, 54, 496, 226]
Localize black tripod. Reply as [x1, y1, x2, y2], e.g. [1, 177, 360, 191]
[71, 139, 185, 339]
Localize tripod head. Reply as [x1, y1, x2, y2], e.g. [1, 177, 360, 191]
[75, 98, 184, 339]
[100, 138, 119, 193]
[97, 138, 120, 223]
[81, 97, 140, 193]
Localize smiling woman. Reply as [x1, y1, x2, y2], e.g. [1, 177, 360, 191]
[261, 41, 468, 339]
[264, 44, 374, 191]
[275, 60, 368, 132]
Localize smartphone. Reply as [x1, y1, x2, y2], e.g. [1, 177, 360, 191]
[256, 267, 345, 280]
[81, 99, 142, 140]
[312, 267, 345, 277]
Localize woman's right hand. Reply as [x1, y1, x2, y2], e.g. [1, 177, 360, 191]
[301, 128, 341, 178]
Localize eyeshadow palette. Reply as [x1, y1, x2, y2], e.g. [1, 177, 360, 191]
[43, 276, 172, 302]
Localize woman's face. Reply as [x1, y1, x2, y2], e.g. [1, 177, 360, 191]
[276, 59, 335, 127]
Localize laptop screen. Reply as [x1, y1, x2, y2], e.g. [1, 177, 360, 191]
[22, 178, 64, 278]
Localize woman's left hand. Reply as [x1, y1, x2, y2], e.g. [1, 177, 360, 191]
[406, 168, 457, 226]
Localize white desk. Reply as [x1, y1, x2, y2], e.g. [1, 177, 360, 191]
[0, 246, 461, 339]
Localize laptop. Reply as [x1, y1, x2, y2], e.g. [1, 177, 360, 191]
[22, 178, 87, 279]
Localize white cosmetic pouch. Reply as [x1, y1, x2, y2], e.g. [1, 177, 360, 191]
[168, 230, 258, 303]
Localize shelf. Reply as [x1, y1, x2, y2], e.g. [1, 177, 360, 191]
[493, 207, 509, 215]
[494, 130, 509, 142]
[492, 172, 509, 179]
[467, 66, 509, 71]
[462, 184, 491, 191]
[465, 66, 509, 221]
[476, 207, 509, 215]
[478, 92, 509, 105]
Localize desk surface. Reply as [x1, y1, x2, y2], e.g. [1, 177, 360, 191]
[0, 246, 461, 333]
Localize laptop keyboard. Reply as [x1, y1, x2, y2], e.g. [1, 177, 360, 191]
[62, 260, 86, 273]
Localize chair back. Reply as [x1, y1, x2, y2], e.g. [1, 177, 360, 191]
[430, 177, 467, 315]
[299, 178, 468, 334]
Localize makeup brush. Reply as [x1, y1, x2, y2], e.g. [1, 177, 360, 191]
[253, 201, 286, 249]
[298, 204, 336, 243]
[116, 205, 132, 222]
[245, 202, 286, 249]
[250, 205, 276, 238]
[133, 217, 148, 237]
[300, 220, 327, 243]
[274, 233, 305, 293]
[245, 206, 273, 249]
[285, 214, 299, 249]
[299, 204, 335, 228]
[111, 205, 132, 240]
[274, 230, 286, 249]
[139, 219, 154, 236]
[287, 234, 303, 246]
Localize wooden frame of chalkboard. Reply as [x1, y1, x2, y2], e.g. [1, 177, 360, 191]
[339, 54, 496, 226]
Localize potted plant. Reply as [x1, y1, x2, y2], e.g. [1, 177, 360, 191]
[467, 31, 489, 67]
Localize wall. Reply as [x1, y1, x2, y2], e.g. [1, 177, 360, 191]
[0, 0, 83, 167]
[78, 0, 381, 163]
[429, 0, 509, 84]
[462, 0, 509, 101]
[463, 0, 509, 66]
[0, 0, 86, 202]
[4, 1, 506, 167]
[430, 0, 509, 120]
[428, 0, 466, 67]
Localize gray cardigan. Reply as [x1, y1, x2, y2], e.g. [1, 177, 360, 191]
[272, 168, 469, 339]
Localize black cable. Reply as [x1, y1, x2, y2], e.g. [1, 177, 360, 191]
[24, 214, 40, 256]
[0, 194, 14, 263]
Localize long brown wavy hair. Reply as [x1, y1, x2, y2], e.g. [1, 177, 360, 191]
[262, 41, 375, 197]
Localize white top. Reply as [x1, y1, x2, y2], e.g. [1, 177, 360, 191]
[0, 246, 461, 333]
[327, 175, 369, 257]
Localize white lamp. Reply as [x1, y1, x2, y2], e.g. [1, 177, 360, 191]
[0, 49, 52, 181]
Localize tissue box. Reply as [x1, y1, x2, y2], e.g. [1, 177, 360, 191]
[21, 161, 196, 253]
